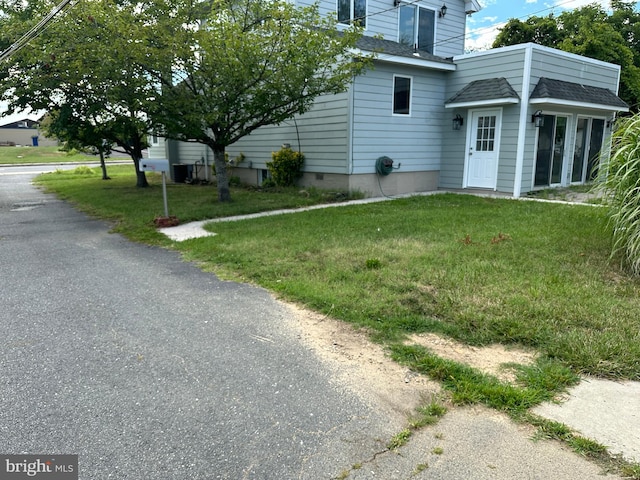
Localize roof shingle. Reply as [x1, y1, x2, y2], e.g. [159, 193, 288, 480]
[445, 78, 520, 105]
[530, 77, 628, 109]
[356, 36, 454, 66]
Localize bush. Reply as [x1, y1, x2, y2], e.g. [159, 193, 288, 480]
[266, 147, 304, 187]
[596, 115, 640, 274]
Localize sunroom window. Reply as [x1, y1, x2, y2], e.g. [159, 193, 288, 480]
[399, 4, 435, 54]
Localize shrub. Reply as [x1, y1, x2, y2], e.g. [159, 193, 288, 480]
[596, 115, 640, 274]
[267, 147, 304, 187]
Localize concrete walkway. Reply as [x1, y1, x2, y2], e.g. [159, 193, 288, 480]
[159, 191, 640, 467]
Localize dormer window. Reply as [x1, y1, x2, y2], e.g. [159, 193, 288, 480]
[398, 4, 435, 54]
[338, 0, 366, 27]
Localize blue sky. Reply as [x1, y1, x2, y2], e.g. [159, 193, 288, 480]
[465, 0, 640, 51]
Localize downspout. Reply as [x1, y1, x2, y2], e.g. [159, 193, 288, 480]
[513, 44, 534, 198]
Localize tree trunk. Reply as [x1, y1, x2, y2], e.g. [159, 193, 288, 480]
[212, 146, 231, 202]
[99, 150, 111, 180]
[132, 156, 149, 188]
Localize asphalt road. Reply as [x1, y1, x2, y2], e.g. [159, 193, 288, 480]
[0, 166, 625, 479]
[0, 167, 397, 479]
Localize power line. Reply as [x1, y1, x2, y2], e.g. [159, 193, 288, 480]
[451, 0, 610, 49]
[0, 0, 78, 63]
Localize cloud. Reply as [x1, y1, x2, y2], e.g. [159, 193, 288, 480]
[465, 21, 507, 51]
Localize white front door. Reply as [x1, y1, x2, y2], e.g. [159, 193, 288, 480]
[466, 109, 501, 189]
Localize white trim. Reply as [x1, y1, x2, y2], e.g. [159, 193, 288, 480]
[453, 43, 623, 73]
[396, 3, 437, 55]
[531, 111, 573, 188]
[337, 0, 368, 30]
[529, 98, 629, 113]
[465, 0, 482, 14]
[513, 44, 533, 198]
[463, 107, 503, 190]
[445, 98, 519, 109]
[392, 74, 413, 116]
[349, 48, 456, 71]
[348, 81, 355, 174]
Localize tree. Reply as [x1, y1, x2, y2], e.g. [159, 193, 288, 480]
[0, 0, 154, 187]
[493, 2, 640, 111]
[135, 0, 368, 202]
[2, 0, 367, 200]
[40, 107, 113, 180]
[493, 16, 562, 47]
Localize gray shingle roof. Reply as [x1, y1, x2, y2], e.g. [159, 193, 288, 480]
[356, 36, 454, 66]
[445, 78, 520, 105]
[530, 77, 628, 109]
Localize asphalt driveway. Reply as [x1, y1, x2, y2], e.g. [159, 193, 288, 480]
[0, 170, 398, 479]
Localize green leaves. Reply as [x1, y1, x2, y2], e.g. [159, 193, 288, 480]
[493, 3, 640, 111]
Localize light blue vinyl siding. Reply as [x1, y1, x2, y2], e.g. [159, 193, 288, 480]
[441, 44, 623, 193]
[440, 49, 528, 190]
[351, 63, 447, 174]
[227, 92, 350, 173]
[295, 0, 466, 57]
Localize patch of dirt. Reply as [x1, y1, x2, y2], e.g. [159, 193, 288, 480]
[283, 303, 441, 423]
[407, 333, 538, 383]
[283, 302, 538, 422]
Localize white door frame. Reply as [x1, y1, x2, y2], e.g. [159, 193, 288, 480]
[463, 108, 503, 190]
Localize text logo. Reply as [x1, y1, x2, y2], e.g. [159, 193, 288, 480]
[0, 455, 77, 479]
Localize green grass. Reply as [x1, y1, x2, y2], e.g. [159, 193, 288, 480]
[36, 167, 640, 381]
[34, 165, 364, 245]
[35, 167, 640, 477]
[0, 145, 97, 164]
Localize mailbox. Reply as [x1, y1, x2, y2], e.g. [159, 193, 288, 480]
[139, 158, 170, 173]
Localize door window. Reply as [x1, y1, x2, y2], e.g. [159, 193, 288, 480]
[535, 115, 568, 187]
[571, 118, 605, 183]
[476, 115, 496, 151]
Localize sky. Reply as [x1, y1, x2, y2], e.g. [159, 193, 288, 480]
[465, 0, 640, 51]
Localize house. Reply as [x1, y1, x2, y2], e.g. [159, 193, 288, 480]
[0, 112, 57, 147]
[148, 0, 628, 198]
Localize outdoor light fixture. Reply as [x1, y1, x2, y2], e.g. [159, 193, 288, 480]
[532, 110, 544, 128]
[452, 114, 464, 130]
[439, 3, 447, 17]
[394, 0, 401, 6]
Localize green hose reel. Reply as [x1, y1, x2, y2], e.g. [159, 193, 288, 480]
[375, 156, 394, 176]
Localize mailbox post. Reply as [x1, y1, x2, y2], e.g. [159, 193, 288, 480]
[138, 158, 171, 217]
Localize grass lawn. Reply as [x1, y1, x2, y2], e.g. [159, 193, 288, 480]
[0, 145, 102, 164]
[35, 166, 640, 472]
[36, 166, 640, 380]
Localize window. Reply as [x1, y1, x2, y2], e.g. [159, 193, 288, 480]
[475, 115, 496, 151]
[150, 133, 159, 146]
[393, 75, 411, 115]
[398, 4, 435, 54]
[338, 0, 366, 27]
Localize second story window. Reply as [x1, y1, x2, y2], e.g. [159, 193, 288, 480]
[338, 0, 366, 27]
[398, 4, 435, 54]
